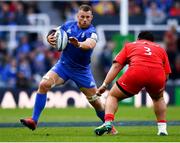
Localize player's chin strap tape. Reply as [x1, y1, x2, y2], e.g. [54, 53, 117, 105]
[87, 94, 100, 102]
[42, 75, 56, 88]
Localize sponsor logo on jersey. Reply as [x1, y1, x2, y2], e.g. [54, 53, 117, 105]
[81, 32, 85, 38]
[67, 29, 71, 34]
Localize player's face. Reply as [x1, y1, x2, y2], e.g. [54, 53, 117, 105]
[77, 10, 93, 28]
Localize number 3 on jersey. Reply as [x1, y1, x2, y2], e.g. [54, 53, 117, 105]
[144, 47, 152, 55]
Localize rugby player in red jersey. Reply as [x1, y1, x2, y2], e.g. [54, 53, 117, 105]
[94, 31, 171, 136]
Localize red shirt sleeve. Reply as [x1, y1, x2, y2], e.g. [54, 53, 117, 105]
[113, 44, 128, 65]
[163, 50, 172, 74]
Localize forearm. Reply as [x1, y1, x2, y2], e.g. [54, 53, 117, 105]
[78, 39, 96, 50]
[103, 63, 123, 86]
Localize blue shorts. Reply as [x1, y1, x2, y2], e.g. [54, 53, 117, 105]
[51, 61, 96, 88]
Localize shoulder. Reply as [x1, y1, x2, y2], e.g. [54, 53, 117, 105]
[124, 41, 134, 48]
[63, 20, 76, 27]
[148, 41, 167, 55]
[149, 41, 165, 52]
[85, 25, 98, 41]
[158, 46, 167, 54]
[86, 24, 96, 33]
[150, 41, 161, 48]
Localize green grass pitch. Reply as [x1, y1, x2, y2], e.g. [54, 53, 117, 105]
[0, 106, 180, 142]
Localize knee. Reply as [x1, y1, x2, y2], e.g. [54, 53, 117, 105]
[38, 80, 51, 92]
[87, 94, 100, 103]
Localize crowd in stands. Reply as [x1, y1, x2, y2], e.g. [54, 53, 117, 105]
[0, 32, 60, 88]
[0, 1, 40, 26]
[0, 0, 180, 88]
[164, 24, 180, 80]
[129, 0, 180, 24]
[0, 1, 60, 88]
[53, 0, 180, 24]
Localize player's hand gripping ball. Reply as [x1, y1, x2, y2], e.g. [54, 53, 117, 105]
[54, 28, 68, 51]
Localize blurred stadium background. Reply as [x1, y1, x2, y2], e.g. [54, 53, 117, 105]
[0, 0, 180, 142]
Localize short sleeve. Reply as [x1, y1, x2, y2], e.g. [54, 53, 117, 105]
[113, 45, 128, 65]
[85, 27, 98, 42]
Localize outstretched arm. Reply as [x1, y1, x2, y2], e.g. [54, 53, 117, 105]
[96, 62, 123, 95]
[69, 37, 96, 50]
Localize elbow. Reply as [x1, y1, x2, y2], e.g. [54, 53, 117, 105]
[113, 62, 123, 71]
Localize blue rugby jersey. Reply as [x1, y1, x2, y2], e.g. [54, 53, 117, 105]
[59, 21, 98, 69]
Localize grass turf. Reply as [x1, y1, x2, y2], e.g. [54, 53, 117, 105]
[0, 127, 180, 142]
[0, 106, 180, 142]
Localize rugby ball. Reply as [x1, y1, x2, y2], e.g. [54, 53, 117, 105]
[54, 28, 68, 51]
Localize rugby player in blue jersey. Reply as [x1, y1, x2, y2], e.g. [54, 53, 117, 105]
[20, 4, 117, 135]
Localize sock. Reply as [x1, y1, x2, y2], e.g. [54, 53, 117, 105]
[157, 120, 167, 134]
[32, 93, 47, 122]
[96, 110, 105, 122]
[158, 120, 166, 123]
[105, 114, 114, 122]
